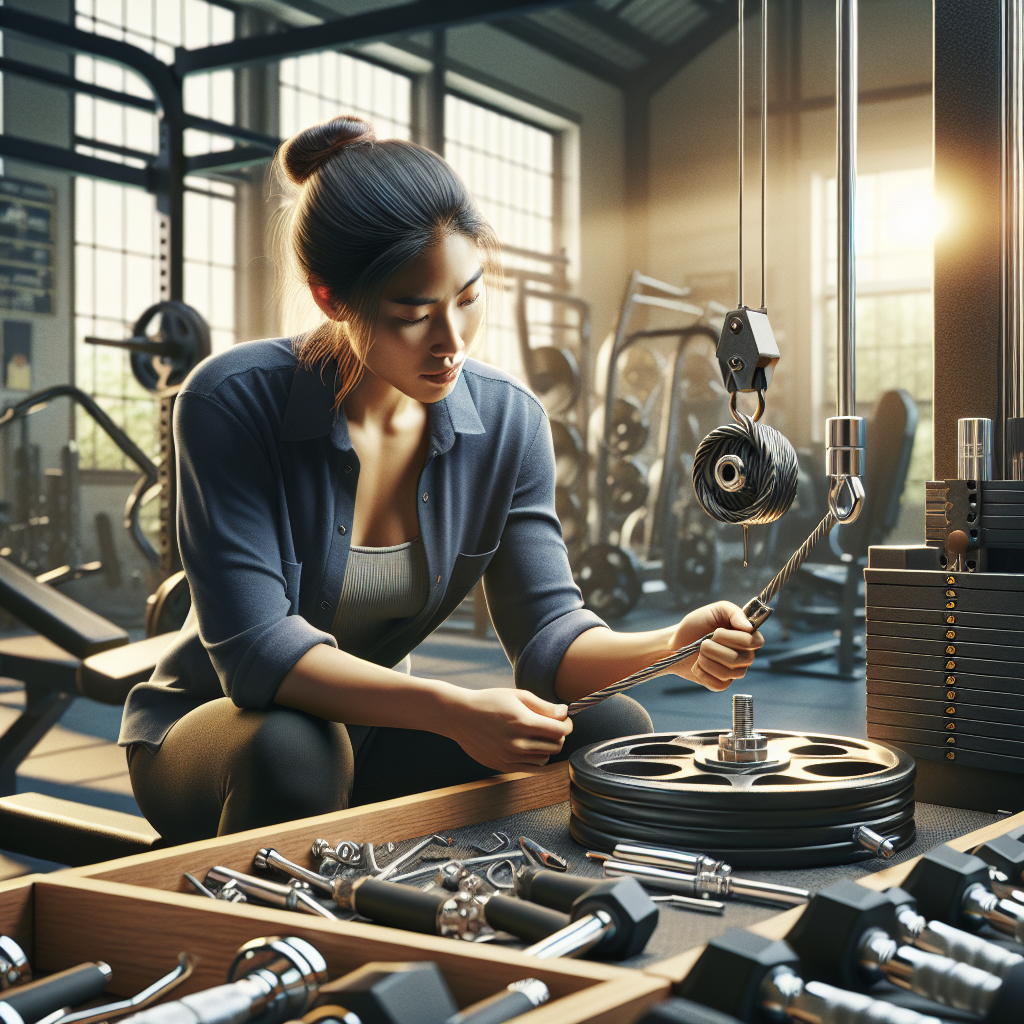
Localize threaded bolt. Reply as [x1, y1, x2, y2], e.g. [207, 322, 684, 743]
[733, 694, 754, 738]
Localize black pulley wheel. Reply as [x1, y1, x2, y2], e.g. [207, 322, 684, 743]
[573, 544, 641, 620]
[130, 301, 211, 392]
[610, 397, 649, 456]
[569, 730, 916, 868]
[556, 486, 586, 546]
[607, 458, 649, 516]
[528, 346, 579, 417]
[551, 421, 585, 488]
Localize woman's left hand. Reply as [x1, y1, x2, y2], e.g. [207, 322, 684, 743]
[669, 601, 764, 692]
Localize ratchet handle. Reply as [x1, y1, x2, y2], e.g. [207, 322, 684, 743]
[516, 868, 597, 912]
[1, 963, 111, 1024]
[351, 878, 447, 935]
[482, 896, 569, 943]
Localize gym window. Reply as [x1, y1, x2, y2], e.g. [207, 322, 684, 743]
[444, 94, 561, 381]
[73, 0, 236, 471]
[813, 166, 934, 521]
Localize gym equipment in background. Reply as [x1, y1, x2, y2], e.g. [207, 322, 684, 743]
[568, 693, 915, 868]
[577, 271, 729, 619]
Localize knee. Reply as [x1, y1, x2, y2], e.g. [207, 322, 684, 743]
[559, 695, 653, 760]
[230, 708, 352, 814]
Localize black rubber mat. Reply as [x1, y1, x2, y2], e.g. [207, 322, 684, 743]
[363, 800, 1004, 971]
[867, 679, 1024, 711]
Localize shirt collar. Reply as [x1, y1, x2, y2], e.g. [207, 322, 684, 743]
[280, 360, 485, 454]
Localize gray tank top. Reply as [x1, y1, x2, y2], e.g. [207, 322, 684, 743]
[332, 536, 430, 659]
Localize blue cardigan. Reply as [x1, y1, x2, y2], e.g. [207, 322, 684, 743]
[120, 338, 604, 750]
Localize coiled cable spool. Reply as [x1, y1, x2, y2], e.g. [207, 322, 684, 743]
[692, 395, 799, 536]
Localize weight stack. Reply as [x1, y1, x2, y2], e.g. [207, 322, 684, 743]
[865, 542, 1024, 814]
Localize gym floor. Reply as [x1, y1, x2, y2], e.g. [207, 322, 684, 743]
[0, 603, 866, 881]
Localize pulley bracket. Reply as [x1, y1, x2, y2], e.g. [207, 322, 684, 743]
[716, 306, 780, 394]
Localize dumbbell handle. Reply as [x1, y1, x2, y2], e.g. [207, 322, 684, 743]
[962, 883, 1024, 943]
[859, 929, 1002, 1018]
[0, 963, 111, 1024]
[611, 843, 731, 877]
[895, 906, 1024, 978]
[522, 910, 615, 960]
[445, 980, 549, 1024]
[514, 868, 595, 912]
[761, 965, 942, 1024]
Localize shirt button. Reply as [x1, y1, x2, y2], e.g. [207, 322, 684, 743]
[338, 524, 347, 535]
[422, 492, 428, 502]
[344, 465, 352, 473]
[320, 600, 330, 610]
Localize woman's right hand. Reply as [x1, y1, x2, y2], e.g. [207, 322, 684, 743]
[441, 687, 573, 773]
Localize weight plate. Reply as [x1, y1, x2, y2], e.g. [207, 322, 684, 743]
[609, 397, 649, 456]
[568, 816, 916, 870]
[529, 346, 580, 417]
[868, 605, 1024, 630]
[573, 544, 641, 620]
[620, 345, 663, 404]
[869, 649, 1021, 679]
[867, 694, 1024, 726]
[867, 634, 1024, 663]
[869, 725, 1024, 759]
[866, 662, 1021, 692]
[556, 486, 586, 546]
[569, 775, 914, 831]
[569, 731, 916, 811]
[864, 569, 1024, 591]
[130, 300, 211, 392]
[551, 421, 585, 488]
[606, 458, 649, 516]
[569, 791, 915, 850]
[673, 500, 719, 595]
[867, 678, 1024, 711]
[867, 713, 1024, 745]
[866, 584, 1024, 614]
[876, 738, 1024, 775]
[867, 619, 1024, 647]
[145, 569, 191, 637]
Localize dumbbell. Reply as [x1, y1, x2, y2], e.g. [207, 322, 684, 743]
[902, 844, 1024, 943]
[119, 937, 326, 1024]
[302, 966, 549, 1024]
[786, 879, 1024, 1021]
[634, 1000, 743, 1024]
[0, 962, 112, 1024]
[975, 834, 1024, 900]
[0, 938, 29, 990]
[677, 928, 945, 1024]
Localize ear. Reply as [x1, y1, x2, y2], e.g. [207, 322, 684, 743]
[309, 280, 342, 321]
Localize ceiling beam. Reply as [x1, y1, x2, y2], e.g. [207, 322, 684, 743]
[177, 0, 587, 74]
[493, 16, 633, 87]
[568, 5, 663, 60]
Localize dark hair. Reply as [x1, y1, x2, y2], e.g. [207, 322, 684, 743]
[274, 115, 499, 406]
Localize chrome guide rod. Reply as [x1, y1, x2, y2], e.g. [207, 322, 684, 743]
[825, 0, 866, 523]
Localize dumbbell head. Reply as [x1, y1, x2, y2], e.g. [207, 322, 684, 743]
[676, 929, 800, 1023]
[902, 846, 992, 928]
[786, 879, 900, 991]
[316, 962, 457, 1024]
[975, 835, 1024, 886]
[570, 877, 659, 960]
[228, 936, 328, 1022]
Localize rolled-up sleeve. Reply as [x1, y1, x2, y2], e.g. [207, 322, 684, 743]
[483, 413, 605, 702]
[175, 391, 337, 708]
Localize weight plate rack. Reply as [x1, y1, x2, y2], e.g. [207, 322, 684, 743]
[569, 730, 916, 868]
[865, 565, 1024, 775]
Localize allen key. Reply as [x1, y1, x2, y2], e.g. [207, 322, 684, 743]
[374, 834, 453, 880]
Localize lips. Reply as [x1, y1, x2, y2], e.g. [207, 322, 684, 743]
[421, 362, 463, 386]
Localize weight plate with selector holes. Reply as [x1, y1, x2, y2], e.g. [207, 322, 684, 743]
[569, 730, 916, 868]
[867, 677, 1024, 710]
[866, 708, 1024, 741]
[573, 543, 641, 620]
[868, 724, 1024, 759]
[606, 458, 649, 516]
[887, 740, 1024, 774]
[868, 605, 1024, 630]
[868, 619, 1024, 645]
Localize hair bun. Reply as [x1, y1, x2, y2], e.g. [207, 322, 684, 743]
[281, 115, 376, 184]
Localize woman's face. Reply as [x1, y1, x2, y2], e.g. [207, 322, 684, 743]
[364, 232, 486, 404]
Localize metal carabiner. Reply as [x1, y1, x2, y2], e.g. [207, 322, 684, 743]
[828, 474, 865, 523]
[729, 388, 766, 425]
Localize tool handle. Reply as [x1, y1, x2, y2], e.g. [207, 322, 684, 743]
[482, 896, 569, 943]
[2, 963, 110, 1024]
[352, 878, 447, 935]
[515, 868, 596, 912]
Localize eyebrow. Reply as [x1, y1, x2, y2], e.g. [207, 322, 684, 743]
[391, 267, 483, 306]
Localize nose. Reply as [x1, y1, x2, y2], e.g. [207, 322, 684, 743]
[431, 307, 466, 363]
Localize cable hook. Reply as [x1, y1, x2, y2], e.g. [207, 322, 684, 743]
[729, 389, 766, 425]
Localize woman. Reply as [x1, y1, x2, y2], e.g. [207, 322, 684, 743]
[120, 116, 763, 843]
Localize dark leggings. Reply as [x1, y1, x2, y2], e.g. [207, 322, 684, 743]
[128, 694, 653, 844]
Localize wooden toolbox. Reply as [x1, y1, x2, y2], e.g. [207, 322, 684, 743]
[39, 761, 1024, 1023]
